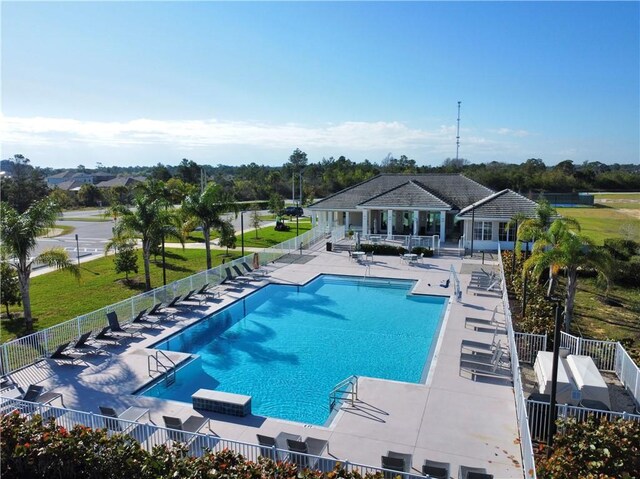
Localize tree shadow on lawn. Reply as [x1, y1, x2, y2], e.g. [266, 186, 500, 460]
[1, 314, 39, 339]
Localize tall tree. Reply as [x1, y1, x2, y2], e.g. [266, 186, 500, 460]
[524, 219, 612, 330]
[109, 191, 182, 291]
[0, 199, 79, 332]
[1, 155, 49, 213]
[182, 183, 237, 270]
[176, 158, 201, 185]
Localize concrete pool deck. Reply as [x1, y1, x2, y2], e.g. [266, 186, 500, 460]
[9, 244, 522, 478]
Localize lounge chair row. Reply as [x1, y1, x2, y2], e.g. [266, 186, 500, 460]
[381, 451, 494, 478]
[46, 282, 231, 365]
[223, 262, 269, 284]
[460, 308, 512, 381]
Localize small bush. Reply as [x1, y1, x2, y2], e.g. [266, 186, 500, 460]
[410, 247, 433, 257]
[612, 256, 640, 287]
[603, 238, 639, 261]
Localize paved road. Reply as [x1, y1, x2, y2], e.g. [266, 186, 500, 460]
[34, 208, 273, 261]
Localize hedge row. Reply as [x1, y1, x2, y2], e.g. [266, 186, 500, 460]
[1, 413, 383, 479]
[358, 244, 434, 257]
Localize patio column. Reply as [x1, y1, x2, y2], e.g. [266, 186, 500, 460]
[413, 210, 419, 235]
[387, 209, 393, 239]
[345, 212, 350, 229]
[362, 209, 369, 235]
[440, 211, 446, 241]
[327, 211, 333, 228]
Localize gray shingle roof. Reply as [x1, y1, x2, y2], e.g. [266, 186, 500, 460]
[48, 171, 75, 179]
[456, 189, 540, 220]
[309, 174, 493, 210]
[54, 180, 85, 191]
[96, 177, 142, 188]
[359, 181, 451, 210]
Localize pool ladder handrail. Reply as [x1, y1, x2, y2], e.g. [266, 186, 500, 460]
[329, 375, 358, 411]
[147, 350, 177, 386]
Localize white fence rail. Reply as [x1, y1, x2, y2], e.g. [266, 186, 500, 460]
[514, 332, 547, 365]
[526, 400, 640, 442]
[560, 332, 618, 371]
[498, 241, 640, 478]
[497, 245, 537, 479]
[0, 227, 327, 377]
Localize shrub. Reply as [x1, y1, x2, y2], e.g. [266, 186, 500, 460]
[611, 256, 640, 287]
[536, 416, 640, 479]
[359, 244, 407, 255]
[603, 238, 639, 261]
[1, 413, 385, 479]
[410, 247, 434, 257]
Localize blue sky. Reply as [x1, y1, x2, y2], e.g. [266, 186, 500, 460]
[1, 1, 638, 169]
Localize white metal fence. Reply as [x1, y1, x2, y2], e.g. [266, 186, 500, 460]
[0, 227, 328, 377]
[0, 397, 422, 478]
[514, 332, 547, 365]
[497, 242, 640, 477]
[526, 400, 640, 442]
[497, 245, 537, 479]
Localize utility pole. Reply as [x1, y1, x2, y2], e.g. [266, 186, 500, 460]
[299, 171, 303, 207]
[456, 101, 462, 162]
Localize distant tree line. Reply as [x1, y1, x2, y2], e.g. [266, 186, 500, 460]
[1, 153, 639, 209]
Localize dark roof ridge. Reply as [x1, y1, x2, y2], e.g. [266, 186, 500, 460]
[309, 174, 383, 207]
[411, 179, 451, 205]
[458, 173, 496, 195]
[458, 189, 509, 215]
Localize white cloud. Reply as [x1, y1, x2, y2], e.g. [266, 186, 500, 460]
[0, 114, 507, 154]
[491, 127, 531, 138]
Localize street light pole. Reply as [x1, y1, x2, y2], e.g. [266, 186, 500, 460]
[75, 234, 80, 266]
[546, 298, 563, 457]
[162, 233, 166, 286]
[241, 211, 245, 257]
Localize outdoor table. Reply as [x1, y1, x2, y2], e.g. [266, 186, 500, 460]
[403, 253, 418, 263]
[352, 251, 366, 261]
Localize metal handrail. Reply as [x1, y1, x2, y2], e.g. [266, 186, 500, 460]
[148, 350, 176, 386]
[329, 375, 358, 411]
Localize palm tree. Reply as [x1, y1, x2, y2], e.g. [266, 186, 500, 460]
[523, 218, 612, 331]
[0, 199, 79, 332]
[109, 191, 183, 291]
[182, 183, 237, 270]
[515, 200, 557, 256]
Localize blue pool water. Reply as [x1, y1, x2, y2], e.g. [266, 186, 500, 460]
[140, 275, 447, 425]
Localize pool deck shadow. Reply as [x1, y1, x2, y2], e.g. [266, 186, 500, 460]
[10, 247, 524, 478]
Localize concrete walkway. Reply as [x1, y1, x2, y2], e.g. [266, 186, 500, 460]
[10, 244, 522, 478]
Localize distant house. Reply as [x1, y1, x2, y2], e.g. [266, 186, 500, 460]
[307, 173, 540, 251]
[95, 176, 146, 188]
[46, 171, 115, 188]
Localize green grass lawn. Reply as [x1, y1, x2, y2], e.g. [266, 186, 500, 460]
[572, 277, 640, 353]
[241, 218, 312, 248]
[556, 205, 640, 244]
[184, 217, 312, 246]
[0, 248, 241, 343]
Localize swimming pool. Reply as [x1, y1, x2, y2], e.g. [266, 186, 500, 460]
[140, 275, 447, 425]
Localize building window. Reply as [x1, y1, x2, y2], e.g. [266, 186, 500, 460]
[473, 221, 493, 241]
[498, 222, 516, 242]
